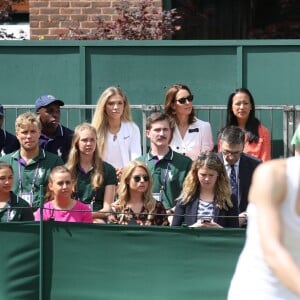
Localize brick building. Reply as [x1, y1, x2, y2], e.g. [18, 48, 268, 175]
[25, 0, 162, 40]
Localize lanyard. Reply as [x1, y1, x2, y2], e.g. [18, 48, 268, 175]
[18, 159, 40, 194]
[147, 150, 173, 191]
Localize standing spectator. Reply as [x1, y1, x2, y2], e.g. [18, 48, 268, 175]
[172, 152, 238, 228]
[0, 161, 34, 222]
[218, 126, 261, 226]
[137, 112, 192, 215]
[219, 88, 271, 161]
[35, 166, 92, 223]
[35, 94, 74, 162]
[91, 86, 141, 180]
[66, 123, 117, 223]
[164, 83, 214, 160]
[1, 112, 64, 209]
[108, 160, 168, 226]
[228, 156, 300, 299]
[0, 104, 19, 156]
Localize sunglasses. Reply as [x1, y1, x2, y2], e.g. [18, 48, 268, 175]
[176, 95, 194, 104]
[132, 175, 150, 182]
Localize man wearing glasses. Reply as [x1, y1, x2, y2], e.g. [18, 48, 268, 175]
[218, 125, 261, 226]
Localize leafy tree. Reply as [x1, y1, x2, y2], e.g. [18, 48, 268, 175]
[62, 0, 182, 40]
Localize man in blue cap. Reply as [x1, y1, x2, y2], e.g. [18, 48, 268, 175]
[0, 104, 19, 156]
[35, 95, 73, 162]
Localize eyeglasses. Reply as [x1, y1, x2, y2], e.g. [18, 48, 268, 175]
[176, 95, 194, 104]
[222, 150, 242, 156]
[132, 175, 150, 182]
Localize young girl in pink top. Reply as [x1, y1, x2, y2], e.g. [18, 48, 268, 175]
[35, 166, 92, 223]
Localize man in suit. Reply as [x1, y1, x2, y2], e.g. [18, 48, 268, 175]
[218, 125, 261, 226]
[0, 104, 19, 156]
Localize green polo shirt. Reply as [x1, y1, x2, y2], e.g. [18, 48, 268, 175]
[137, 148, 192, 209]
[75, 161, 117, 211]
[0, 192, 34, 222]
[1, 149, 64, 208]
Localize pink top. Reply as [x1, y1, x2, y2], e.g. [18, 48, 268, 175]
[35, 200, 93, 223]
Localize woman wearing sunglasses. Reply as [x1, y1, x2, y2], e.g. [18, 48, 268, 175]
[164, 83, 214, 161]
[172, 152, 239, 228]
[108, 160, 168, 226]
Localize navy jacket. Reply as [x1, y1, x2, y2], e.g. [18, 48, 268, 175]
[0, 129, 19, 156]
[217, 152, 261, 213]
[39, 124, 73, 162]
[172, 195, 239, 228]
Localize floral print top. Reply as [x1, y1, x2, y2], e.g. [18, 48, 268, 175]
[109, 201, 169, 226]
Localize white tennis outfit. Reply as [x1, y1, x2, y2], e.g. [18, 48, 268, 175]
[228, 156, 300, 300]
[169, 118, 214, 161]
[104, 121, 141, 168]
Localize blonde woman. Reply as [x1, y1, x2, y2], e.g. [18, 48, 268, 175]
[172, 152, 238, 228]
[91, 86, 141, 180]
[108, 160, 168, 226]
[66, 123, 117, 223]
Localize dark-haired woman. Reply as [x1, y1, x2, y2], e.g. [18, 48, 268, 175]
[165, 83, 214, 161]
[219, 88, 271, 161]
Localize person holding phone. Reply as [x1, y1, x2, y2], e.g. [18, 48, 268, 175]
[172, 151, 239, 228]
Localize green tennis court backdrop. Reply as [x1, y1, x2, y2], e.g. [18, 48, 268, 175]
[0, 223, 245, 300]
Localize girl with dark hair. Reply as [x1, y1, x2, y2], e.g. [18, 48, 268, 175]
[219, 88, 271, 161]
[0, 161, 34, 222]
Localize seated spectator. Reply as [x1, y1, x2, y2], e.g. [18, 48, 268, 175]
[172, 151, 239, 228]
[91, 86, 141, 181]
[217, 125, 261, 226]
[108, 160, 168, 226]
[1, 112, 64, 209]
[35, 94, 74, 162]
[218, 88, 271, 162]
[137, 112, 192, 217]
[0, 104, 19, 156]
[66, 123, 117, 223]
[0, 161, 33, 222]
[164, 83, 214, 160]
[35, 166, 92, 223]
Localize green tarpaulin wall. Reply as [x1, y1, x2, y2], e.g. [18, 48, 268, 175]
[0, 223, 245, 300]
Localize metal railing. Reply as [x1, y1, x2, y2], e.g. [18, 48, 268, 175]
[2, 104, 298, 158]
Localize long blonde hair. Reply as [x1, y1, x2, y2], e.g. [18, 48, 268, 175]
[116, 160, 155, 213]
[91, 86, 132, 157]
[179, 152, 233, 210]
[65, 123, 104, 190]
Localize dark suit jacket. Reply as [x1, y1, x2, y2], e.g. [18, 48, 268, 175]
[0, 129, 19, 156]
[217, 152, 261, 213]
[172, 195, 239, 228]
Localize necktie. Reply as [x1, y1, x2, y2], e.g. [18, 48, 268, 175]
[230, 165, 238, 198]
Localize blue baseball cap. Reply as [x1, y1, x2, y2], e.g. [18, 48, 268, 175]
[35, 95, 64, 111]
[0, 104, 4, 116]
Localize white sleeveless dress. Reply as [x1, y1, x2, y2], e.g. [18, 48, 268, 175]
[228, 157, 300, 300]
